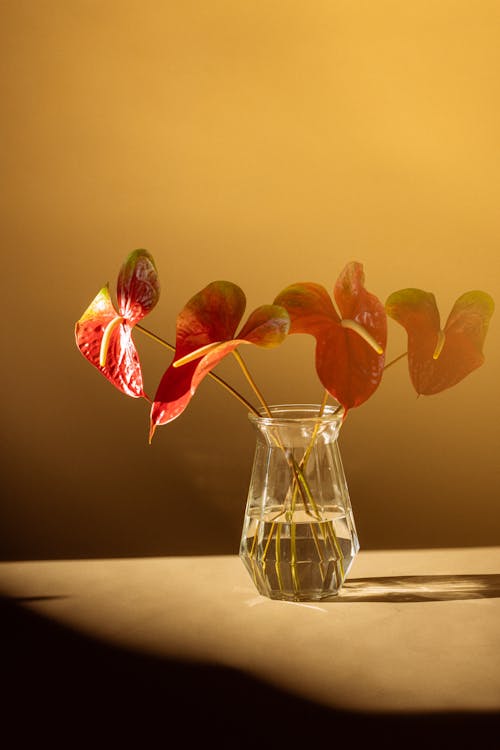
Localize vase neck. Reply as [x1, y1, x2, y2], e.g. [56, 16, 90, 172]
[249, 403, 344, 447]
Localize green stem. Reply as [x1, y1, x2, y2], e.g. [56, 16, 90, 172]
[135, 324, 260, 417]
[301, 390, 330, 470]
[231, 350, 320, 591]
[232, 349, 310, 510]
[326, 520, 345, 584]
[275, 524, 284, 592]
[310, 522, 326, 583]
[134, 323, 175, 352]
[231, 349, 272, 417]
[249, 520, 259, 559]
[318, 389, 330, 415]
[287, 390, 331, 520]
[290, 456, 321, 520]
[383, 351, 408, 370]
[261, 521, 276, 562]
[290, 520, 299, 593]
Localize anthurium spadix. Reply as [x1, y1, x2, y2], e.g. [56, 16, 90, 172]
[150, 281, 290, 439]
[385, 289, 494, 395]
[274, 262, 387, 411]
[75, 249, 160, 398]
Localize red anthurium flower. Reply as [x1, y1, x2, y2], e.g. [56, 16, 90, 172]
[385, 289, 494, 395]
[75, 249, 160, 398]
[274, 262, 387, 411]
[150, 281, 290, 439]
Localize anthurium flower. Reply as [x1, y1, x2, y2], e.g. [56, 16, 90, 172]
[150, 281, 290, 438]
[274, 262, 387, 411]
[385, 289, 494, 395]
[75, 249, 160, 398]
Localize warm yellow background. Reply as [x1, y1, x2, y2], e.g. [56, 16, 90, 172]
[1, 0, 499, 560]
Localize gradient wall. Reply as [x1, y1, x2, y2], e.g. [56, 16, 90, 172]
[1, 0, 499, 560]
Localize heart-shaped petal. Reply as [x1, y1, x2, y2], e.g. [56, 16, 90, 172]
[150, 341, 242, 439]
[315, 324, 384, 410]
[272, 283, 336, 334]
[117, 248, 160, 324]
[237, 304, 290, 347]
[150, 288, 290, 437]
[75, 249, 160, 398]
[150, 281, 246, 435]
[335, 262, 387, 345]
[75, 286, 145, 397]
[386, 288, 494, 394]
[175, 281, 246, 359]
[275, 263, 386, 411]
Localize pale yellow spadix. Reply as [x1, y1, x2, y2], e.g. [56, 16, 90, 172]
[173, 341, 223, 368]
[340, 319, 384, 354]
[432, 330, 446, 360]
[99, 315, 124, 367]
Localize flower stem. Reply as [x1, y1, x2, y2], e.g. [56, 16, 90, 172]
[134, 323, 175, 352]
[231, 350, 319, 518]
[290, 520, 299, 593]
[231, 349, 272, 417]
[384, 351, 408, 370]
[231, 350, 323, 582]
[310, 523, 326, 583]
[318, 389, 329, 416]
[275, 524, 284, 592]
[135, 324, 260, 416]
[301, 389, 330, 468]
[288, 389, 332, 519]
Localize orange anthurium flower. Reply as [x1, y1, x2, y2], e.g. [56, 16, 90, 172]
[75, 249, 160, 398]
[385, 289, 494, 395]
[150, 281, 289, 439]
[275, 262, 387, 412]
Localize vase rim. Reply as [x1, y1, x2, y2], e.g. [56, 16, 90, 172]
[249, 402, 344, 425]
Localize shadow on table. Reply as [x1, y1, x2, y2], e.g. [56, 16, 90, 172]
[1, 595, 498, 748]
[339, 574, 500, 602]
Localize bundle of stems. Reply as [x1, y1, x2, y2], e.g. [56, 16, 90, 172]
[137, 324, 405, 596]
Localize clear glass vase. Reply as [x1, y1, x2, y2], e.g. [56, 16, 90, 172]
[239, 404, 359, 602]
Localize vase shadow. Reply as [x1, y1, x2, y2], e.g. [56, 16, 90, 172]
[338, 574, 500, 603]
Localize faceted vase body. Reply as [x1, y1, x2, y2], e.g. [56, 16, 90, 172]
[239, 404, 359, 602]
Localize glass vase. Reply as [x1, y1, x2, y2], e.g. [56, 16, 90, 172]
[239, 404, 359, 602]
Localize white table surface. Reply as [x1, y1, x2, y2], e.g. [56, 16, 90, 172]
[1, 547, 499, 715]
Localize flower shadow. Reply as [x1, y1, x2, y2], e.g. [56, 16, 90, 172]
[337, 574, 500, 603]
